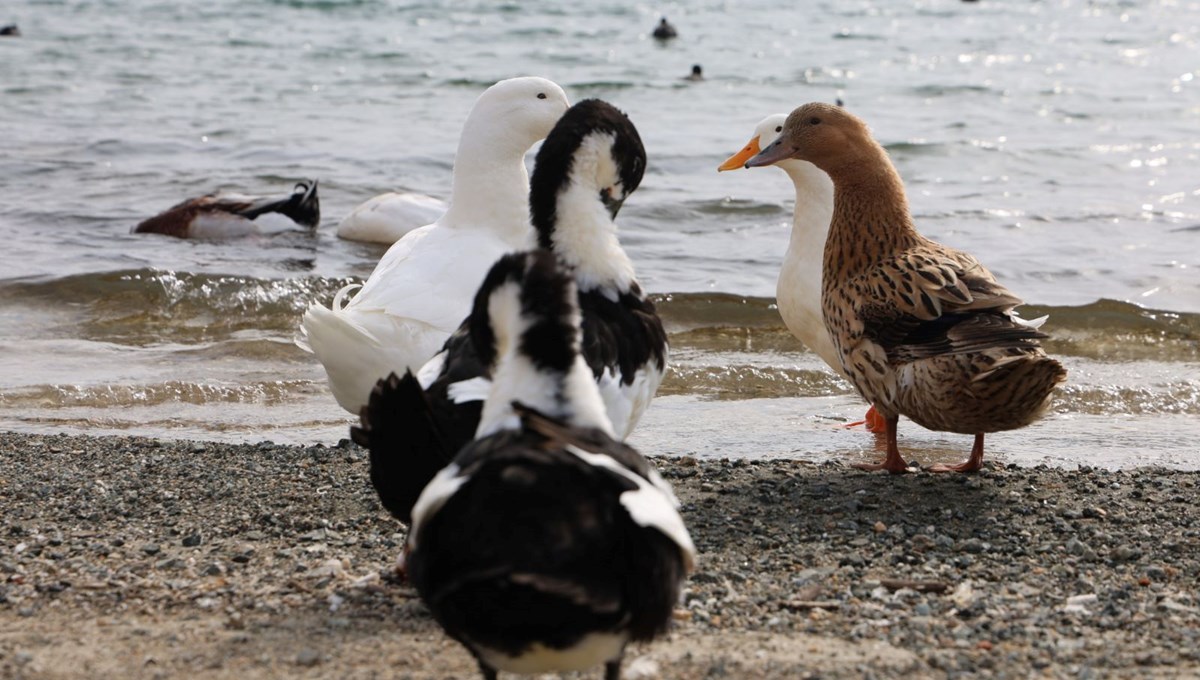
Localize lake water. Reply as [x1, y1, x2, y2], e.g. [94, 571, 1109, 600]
[2, 0, 1198, 469]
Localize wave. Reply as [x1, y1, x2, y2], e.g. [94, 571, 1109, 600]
[2, 270, 1196, 361]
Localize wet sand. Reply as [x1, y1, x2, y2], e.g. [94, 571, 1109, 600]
[1, 431, 1198, 679]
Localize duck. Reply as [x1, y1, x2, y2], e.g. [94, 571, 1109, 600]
[348, 98, 667, 525]
[335, 190, 445, 245]
[132, 180, 319, 239]
[415, 98, 667, 451]
[718, 114, 883, 431]
[353, 250, 694, 680]
[298, 76, 570, 415]
[651, 17, 677, 40]
[0, 24, 19, 37]
[746, 102, 1066, 473]
[683, 64, 704, 82]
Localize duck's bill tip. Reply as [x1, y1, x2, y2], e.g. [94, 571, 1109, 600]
[716, 138, 761, 172]
[744, 140, 792, 168]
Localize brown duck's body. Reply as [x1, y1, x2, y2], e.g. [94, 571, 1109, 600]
[749, 102, 1066, 472]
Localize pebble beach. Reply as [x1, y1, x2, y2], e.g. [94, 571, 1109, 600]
[2, 431, 1197, 679]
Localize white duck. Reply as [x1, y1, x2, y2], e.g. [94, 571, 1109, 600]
[719, 114, 882, 430]
[299, 76, 570, 414]
[336, 190, 446, 245]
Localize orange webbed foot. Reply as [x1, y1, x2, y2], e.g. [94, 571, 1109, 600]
[842, 405, 884, 431]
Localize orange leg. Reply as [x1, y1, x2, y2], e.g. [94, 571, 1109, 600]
[853, 414, 910, 474]
[864, 405, 886, 433]
[842, 404, 885, 431]
[929, 433, 986, 473]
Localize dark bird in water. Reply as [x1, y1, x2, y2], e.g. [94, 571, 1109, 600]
[652, 17, 677, 40]
[354, 250, 694, 680]
[0, 24, 20, 36]
[684, 64, 704, 81]
[133, 180, 320, 239]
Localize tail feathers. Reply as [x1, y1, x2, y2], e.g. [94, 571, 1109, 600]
[353, 371, 455, 524]
[239, 180, 320, 228]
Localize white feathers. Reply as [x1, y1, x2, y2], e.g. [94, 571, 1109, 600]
[734, 114, 843, 377]
[337, 191, 446, 245]
[552, 132, 638, 298]
[299, 77, 570, 414]
[407, 463, 466, 549]
[476, 633, 629, 675]
[446, 376, 491, 404]
[564, 445, 696, 570]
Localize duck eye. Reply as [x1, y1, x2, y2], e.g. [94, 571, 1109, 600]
[775, 126, 783, 133]
[537, 93, 547, 99]
[809, 117, 821, 125]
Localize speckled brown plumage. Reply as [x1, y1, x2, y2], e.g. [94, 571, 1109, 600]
[748, 102, 1066, 473]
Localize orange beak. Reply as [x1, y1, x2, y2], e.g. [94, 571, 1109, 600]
[717, 135, 762, 172]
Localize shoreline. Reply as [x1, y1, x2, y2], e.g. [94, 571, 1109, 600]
[2, 430, 1198, 679]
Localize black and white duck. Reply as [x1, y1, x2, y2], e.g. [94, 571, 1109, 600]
[354, 249, 693, 679]
[132, 180, 319, 239]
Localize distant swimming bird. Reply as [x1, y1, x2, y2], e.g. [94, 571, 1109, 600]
[0, 24, 19, 37]
[351, 99, 666, 526]
[298, 76, 570, 415]
[132, 180, 319, 239]
[684, 64, 704, 81]
[336, 190, 445, 245]
[354, 250, 694, 680]
[747, 103, 1066, 473]
[652, 17, 677, 40]
[718, 114, 883, 432]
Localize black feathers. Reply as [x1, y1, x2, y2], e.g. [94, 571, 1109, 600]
[407, 405, 688, 663]
[351, 371, 455, 525]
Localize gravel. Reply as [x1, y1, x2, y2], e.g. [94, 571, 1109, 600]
[1, 430, 1197, 679]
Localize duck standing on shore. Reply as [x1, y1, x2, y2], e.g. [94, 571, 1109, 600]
[355, 250, 694, 680]
[132, 180, 319, 239]
[352, 98, 666, 524]
[718, 113, 883, 432]
[746, 103, 1066, 473]
[298, 77, 570, 415]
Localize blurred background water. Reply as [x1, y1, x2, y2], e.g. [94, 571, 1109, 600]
[1, 0, 1198, 468]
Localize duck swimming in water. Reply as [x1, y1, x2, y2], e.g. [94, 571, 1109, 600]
[132, 180, 319, 239]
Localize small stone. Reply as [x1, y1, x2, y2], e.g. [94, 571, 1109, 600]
[295, 649, 321, 667]
[182, 534, 202, 547]
[873, 521, 887, 534]
[959, 538, 986, 554]
[141, 544, 161, 556]
[1111, 545, 1141, 563]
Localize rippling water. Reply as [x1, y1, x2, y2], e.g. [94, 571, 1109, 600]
[2, 0, 1198, 467]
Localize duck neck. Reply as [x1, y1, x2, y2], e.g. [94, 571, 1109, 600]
[476, 353, 614, 439]
[542, 182, 637, 299]
[441, 116, 535, 243]
[777, 159, 834, 257]
[823, 150, 922, 280]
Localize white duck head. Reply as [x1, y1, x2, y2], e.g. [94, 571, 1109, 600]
[444, 76, 570, 233]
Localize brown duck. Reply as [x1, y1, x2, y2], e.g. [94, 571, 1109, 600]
[746, 102, 1066, 473]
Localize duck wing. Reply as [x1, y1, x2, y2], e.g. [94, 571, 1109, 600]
[855, 242, 1044, 362]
